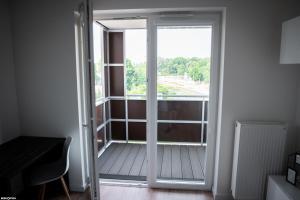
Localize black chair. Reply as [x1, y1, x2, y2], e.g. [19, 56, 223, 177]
[27, 137, 72, 200]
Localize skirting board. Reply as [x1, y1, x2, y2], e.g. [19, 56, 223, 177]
[213, 193, 234, 200]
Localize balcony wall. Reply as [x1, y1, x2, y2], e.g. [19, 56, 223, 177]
[96, 99, 208, 144]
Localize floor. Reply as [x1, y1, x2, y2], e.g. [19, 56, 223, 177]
[100, 184, 213, 200]
[48, 189, 91, 200]
[18, 182, 91, 200]
[98, 143, 206, 181]
[47, 185, 213, 200]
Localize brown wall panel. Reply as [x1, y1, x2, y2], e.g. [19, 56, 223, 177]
[111, 122, 126, 140]
[106, 122, 111, 142]
[203, 124, 207, 143]
[128, 100, 146, 119]
[204, 101, 208, 121]
[110, 100, 125, 119]
[104, 66, 109, 97]
[109, 32, 123, 63]
[103, 30, 108, 63]
[128, 122, 146, 141]
[96, 104, 104, 126]
[157, 123, 202, 143]
[105, 101, 110, 120]
[97, 127, 105, 151]
[109, 66, 124, 96]
[158, 101, 202, 121]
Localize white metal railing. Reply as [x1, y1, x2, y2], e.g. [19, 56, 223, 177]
[96, 95, 209, 146]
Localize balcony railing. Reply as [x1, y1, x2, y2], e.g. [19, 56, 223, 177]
[96, 95, 209, 151]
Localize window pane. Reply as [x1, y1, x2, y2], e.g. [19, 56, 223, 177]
[157, 26, 212, 98]
[125, 29, 147, 96]
[93, 22, 104, 102]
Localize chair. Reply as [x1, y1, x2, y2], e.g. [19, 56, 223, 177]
[27, 137, 72, 200]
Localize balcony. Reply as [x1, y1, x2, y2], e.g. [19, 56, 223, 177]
[98, 143, 205, 181]
[94, 24, 210, 181]
[96, 96, 208, 181]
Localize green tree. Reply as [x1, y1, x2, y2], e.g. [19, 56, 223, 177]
[94, 62, 103, 100]
[126, 59, 147, 95]
[157, 56, 210, 83]
[187, 57, 210, 83]
[126, 57, 210, 96]
[126, 59, 136, 91]
[188, 61, 203, 81]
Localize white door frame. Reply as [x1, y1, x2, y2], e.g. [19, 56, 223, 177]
[147, 12, 222, 190]
[93, 8, 225, 192]
[75, 1, 100, 199]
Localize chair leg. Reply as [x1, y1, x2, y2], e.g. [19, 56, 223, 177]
[60, 176, 71, 200]
[38, 184, 46, 200]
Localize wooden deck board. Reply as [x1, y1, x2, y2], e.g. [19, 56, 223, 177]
[161, 145, 172, 178]
[180, 146, 194, 179]
[129, 145, 146, 176]
[119, 144, 140, 175]
[98, 143, 205, 181]
[98, 143, 118, 173]
[157, 145, 164, 177]
[139, 153, 147, 176]
[99, 143, 125, 174]
[171, 145, 182, 179]
[197, 147, 206, 177]
[189, 146, 205, 179]
[108, 144, 132, 174]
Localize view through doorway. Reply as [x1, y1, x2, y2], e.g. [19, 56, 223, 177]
[91, 13, 220, 191]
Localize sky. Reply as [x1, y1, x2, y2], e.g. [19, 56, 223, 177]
[93, 22, 102, 63]
[125, 27, 212, 63]
[125, 29, 147, 63]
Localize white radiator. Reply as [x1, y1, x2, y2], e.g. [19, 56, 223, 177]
[231, 121, 287, 200]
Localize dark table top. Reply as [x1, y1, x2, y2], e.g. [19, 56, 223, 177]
[0, 136, 65, 178]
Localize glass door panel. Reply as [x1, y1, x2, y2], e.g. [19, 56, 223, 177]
[93, 22, 106, 152]
[155, 25, 212, 183]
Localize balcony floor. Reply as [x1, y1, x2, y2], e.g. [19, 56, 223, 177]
[98, 142, 205, 181]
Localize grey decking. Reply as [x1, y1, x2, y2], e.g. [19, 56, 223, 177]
[98, 143, 205, 181]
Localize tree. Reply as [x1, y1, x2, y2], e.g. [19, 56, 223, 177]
[126, 59, 136, 91]
[187, 58, 210, 83]
[126, 59, 147, 95]
[188, 61, 203, 81]
[94, 62, 103, 100]
[126, 57, 210, 96]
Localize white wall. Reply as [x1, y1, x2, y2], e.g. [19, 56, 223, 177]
[215, 1, 300, 199]
[0, 0, 20, 144]
[296, 86, 300, 150]
[93, 0, 300, 199]
[293, 9, 300, 153]
[10, 0, 88, 192]
[7, 0, 300, 196]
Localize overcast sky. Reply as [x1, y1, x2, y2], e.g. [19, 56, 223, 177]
[125, 27, 212, 63]
[93, 22, 102, 63]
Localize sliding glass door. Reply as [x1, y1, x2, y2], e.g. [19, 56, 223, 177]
[147, 13, 221, 190]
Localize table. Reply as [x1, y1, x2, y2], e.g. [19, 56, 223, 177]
[0, 136, 65, 195]
[267, 175, 300, 200]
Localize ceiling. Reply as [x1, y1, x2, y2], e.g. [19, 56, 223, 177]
[97, 19, 146, 30]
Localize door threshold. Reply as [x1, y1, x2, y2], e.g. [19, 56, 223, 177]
[99, 178, 148, 188]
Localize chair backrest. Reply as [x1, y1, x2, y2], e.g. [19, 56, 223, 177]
[60, 137, 72, 176]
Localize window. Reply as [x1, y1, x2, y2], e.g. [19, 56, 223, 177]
[125, 29, 147, 96]
[93, 22, 104, 102]
[157, 26, 212, 98]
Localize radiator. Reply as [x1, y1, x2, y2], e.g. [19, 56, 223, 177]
[231, 121, 287, 200]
